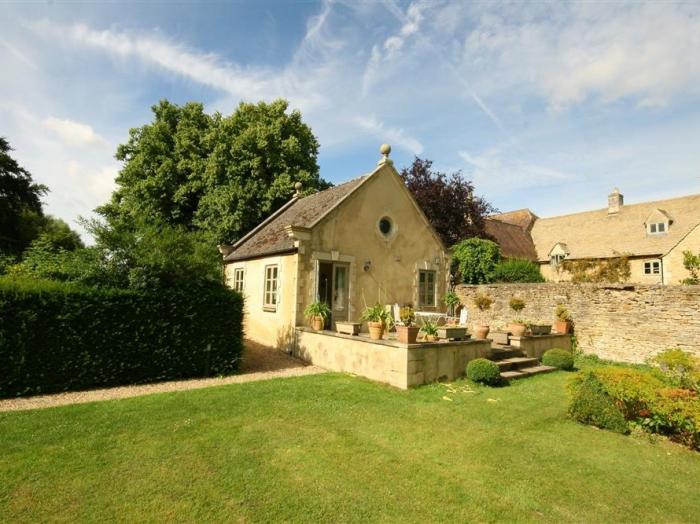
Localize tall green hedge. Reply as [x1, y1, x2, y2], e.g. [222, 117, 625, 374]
[0, 277, 244, 397]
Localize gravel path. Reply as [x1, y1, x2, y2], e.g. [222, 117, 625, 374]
[0, 341, 325, 412]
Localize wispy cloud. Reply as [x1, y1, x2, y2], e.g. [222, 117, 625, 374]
[355, 115, 423, 155]
[42, 117, 107, 147]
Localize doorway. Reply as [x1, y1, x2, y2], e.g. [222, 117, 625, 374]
[317, 262, 349, 330]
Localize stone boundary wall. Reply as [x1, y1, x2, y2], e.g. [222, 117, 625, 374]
[456, 283, 700, 363]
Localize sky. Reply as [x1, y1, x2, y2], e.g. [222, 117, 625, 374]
[2, 0, 700, 241]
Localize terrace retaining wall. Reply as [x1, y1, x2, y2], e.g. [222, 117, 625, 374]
[294, 328, 491, 389]
[456, 283, 700, 363]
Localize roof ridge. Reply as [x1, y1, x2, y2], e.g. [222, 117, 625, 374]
[539, 192, 700, 221]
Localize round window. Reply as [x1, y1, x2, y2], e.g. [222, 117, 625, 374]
[378, 217, 392, 236]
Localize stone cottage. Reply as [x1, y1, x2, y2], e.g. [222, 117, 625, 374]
[220, 145, 449, 349]
[488, 189, 700, 284]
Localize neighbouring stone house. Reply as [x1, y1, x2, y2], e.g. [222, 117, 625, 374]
[488, 189, 700, 284]
[220, 145, 450, 350]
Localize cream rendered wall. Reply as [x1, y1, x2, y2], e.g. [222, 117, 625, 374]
[295, 164, 449, 330]
[225, 253, 298, 349]
[663, 223, 700, 284]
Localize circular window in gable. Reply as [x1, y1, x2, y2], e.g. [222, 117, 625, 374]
[378, 216, 393, 236]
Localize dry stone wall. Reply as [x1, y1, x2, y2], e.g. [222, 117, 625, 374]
[456, 283, 700, 363]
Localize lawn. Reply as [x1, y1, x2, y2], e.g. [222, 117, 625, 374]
[1, 368, 699, 522]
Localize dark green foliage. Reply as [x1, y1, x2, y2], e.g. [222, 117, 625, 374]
[100, 99, 329, 245]
[10, 220, 222, 290]
[0, 277, 244, 397]
[452, 238, 501, 284]
[542, 349, 575, 370]
[466, 358, 501, 385]
[492, 258, 544, 283]
[568, 371, 630, 434]
[0, 137, 48, 256]
[35, 216, 84, 251]
[680, 250, 699, 285]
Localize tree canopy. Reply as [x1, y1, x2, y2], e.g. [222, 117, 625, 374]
[400, 157, 496, 247]
[100, 99, 329, 245]
[0, 137, 48, 256]
[452, 238, 502, 284]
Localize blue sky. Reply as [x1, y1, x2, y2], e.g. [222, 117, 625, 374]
[2, 1, 700, 240]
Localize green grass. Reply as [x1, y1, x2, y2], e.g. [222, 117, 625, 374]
[1, 370, 699, 522]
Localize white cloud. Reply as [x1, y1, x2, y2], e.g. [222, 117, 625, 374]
[355, 115, 423, 155]
[459, 149, 570, 193]
[460, 2, 700, 110]
[42, 117, 107, 147]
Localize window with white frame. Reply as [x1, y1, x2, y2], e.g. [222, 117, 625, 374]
[418, 270, 436, 307]
[263, 265, 278, 310]
[550, 254, 566, 266]
[644, 260, 661, 275]
[648, 222, 667, 235]
[232, 268, 245, 292]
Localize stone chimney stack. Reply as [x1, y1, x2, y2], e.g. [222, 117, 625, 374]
[608, 187, 623, 214]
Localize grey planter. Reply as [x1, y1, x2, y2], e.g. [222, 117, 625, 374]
[529, 324, 552, 336]
[437, 326, 469, 341]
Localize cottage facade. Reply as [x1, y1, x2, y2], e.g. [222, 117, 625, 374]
[488, 190, 700, 284]
[221, 146, 449, 349]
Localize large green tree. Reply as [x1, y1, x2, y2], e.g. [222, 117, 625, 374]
[100, 99, 328, 244]
[0, 137, 48, 255]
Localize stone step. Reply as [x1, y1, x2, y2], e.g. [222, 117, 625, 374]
[495, 357, 539, 371]
[500, 365, 557, 381]
[489, 347, 526, 360]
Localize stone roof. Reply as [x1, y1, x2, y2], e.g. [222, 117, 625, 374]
[530, 193, 700, 261]
[224, 176, 368, 262]
[484, 218, 538, 261]
[489, 208, 539, 232]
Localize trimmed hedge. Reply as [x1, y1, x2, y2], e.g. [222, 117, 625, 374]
[568, 367, 700, 450]
[466, 358, 501, 385]
[542, 349, 575, 370]
[0, 277, 244, 397]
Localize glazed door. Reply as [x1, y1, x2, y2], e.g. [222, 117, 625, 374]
[331, 264, 349, 327]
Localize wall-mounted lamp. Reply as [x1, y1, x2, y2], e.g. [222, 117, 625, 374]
[363, 260, 372, 272]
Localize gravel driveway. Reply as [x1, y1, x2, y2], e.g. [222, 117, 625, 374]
[0, 341, 324, 412]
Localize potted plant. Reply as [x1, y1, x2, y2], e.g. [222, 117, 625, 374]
[421, 319, 439, 342]
[508, 297, 528, 337]
[304, 301, 331, 331]
[554, 304, 573, 334]
[396, 306, 420, 344]
[472, 293, 493, 339]
[361, 303, 394, 340]
[444, 291, 461, 318]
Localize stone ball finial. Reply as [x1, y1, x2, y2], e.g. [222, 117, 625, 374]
[380, 143, 391, 156]
[294, 182, 303, 191]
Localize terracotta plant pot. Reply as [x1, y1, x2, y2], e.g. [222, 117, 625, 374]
[367, 321, 385, 340]
[473, 325, 490, 340]
[554, 320, 572, 334]
[508, 323, 528, 337]
[311, 316, 325, 331]
[396, 325, 419, 344]
[424, 334, 438, 342]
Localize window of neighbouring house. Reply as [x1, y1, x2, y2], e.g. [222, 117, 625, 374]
[232, 268, 245, 292]
[550, 254, 566, 266]
[418, 270, 436, 307]
[648, 222, 667, 235]
[644, 261, 661, 275]
[263, 265, 278, 311]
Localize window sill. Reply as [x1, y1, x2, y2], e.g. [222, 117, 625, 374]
[263, 306, 277, 313]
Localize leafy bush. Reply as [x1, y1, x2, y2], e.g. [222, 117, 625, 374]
[542, 349, 575, 370]
[451, 238, 501, 284]
[680, 250, 699, 285]
[509, 297, 525, 313]
[555, 304, 572, 322]
[568, 367, 700, 449]
[561, 254, 631, 283]
[466, 358, 501, 385]
[492, 258, 544, 283]
[568, 371, 630, 434]
[650, 348, 699, 391]
[0, 277, 244, 397]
